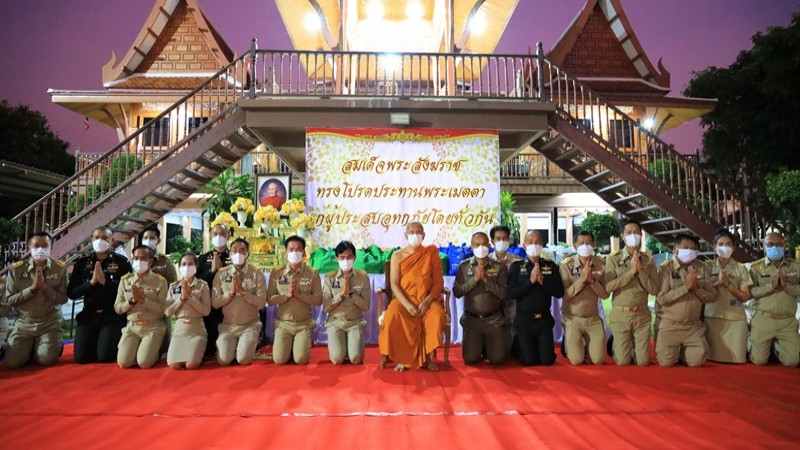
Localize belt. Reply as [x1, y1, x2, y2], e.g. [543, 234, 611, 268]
[755, 310, 794, 320]
[464, 309, 502, 320]
[613, 305, 644, 312]
[179, 317, 201, 324]
[130, 319, 158, 326]
[661, 318, 700, 326]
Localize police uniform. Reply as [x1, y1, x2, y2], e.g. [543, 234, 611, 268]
[507, 257, 564, 366]
[3, 259, 68, 369]
[151, 253, 178, 284]
[655, 258, 715, 367]
[322, 268, 371, 364]
[748, 257, 800, 367]
[453, 256, 508, 365]
[165, 278, 211, 367]
[67, 252, 131, 363]
[0, 277, 9, 353]
[212, 263, 267, 366]
[490, 251, 520, 355]
[267, 263, 323, 365]
[114, 270, 168, 369]
[603, 250, 659, 366]
[198, 249, 230, 357]
[559, 254, 608, 365]
[704, 258, 752, 363]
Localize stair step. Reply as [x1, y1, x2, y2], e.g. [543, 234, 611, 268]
[196, 155, 225, 172]
[181, 168, 211, 183]
[553, 147, 582, 162]
[167, 180, 196, 194]
[641, 216, 675, 226]
[210, 144, 240, 161]
[597, 181, 627, 194]
[226, 131, 258, 149]
[627, 204, 660, 215]
[150, 191, 180, 204]
[133, 203, 167, 215]
[652, 227, 690, 236]
[570, 158, 598, 173]
[611, 193, 643, 204]
[583, 170, 611, 184]
[118, 215, 151, 226]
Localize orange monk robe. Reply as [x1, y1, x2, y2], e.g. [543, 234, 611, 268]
[378, 245, 445, 368]
[260, 195, 285, 209]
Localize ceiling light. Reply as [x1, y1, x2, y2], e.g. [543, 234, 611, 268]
[406, 2, 424, 20]
[366, 1, 384, 20]
[304, 13, 321, 31]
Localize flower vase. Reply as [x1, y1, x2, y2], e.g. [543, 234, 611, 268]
[296, 228, 307, 238]
[260, 222, 270, 236]
[236, 211, 248, 228]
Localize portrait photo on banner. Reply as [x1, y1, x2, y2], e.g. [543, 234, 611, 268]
[257, 174, 290, 212]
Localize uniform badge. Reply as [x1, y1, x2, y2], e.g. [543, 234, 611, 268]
[172, 286, 182, 294]
[107, 262, 119, 273]
[672, 271, 681, 279]
[519, 266, 528, 274]
[332, 279, 340, 289]
[278, 276, 289, 285]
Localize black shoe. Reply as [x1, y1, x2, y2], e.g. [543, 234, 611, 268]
[560, 339, 567, 358]
[606, 336, 614, 357]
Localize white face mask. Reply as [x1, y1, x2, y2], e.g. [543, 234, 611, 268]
[716, 245, 733, 259]
[287, 251, 304, 265]
[494, 240, 509, 253]
[211, 235, 227, 249]
[131, 260, 149, 274]
[624, 234, 642, 248]
[231, 253, 247, 266]
[473, 245, 489, 259]
[142, 239, 158, 250]
[338, 259, 354, 272]
[525, 244, 543, 258]
[92, 239, 110, 253]
[676, 248, 698, 264]
[407, 234, 423, 247]
[576, 244, 594, 258]
[31, 247, 50, 262]
[180, 265, 196, 279]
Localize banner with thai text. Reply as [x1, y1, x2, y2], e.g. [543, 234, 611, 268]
[306, 128, 499, 248]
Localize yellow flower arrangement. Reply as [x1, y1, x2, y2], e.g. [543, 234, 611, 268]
[251, 240, 273, 254]
[210, 212, 238, 230]
[230, 197, 256, 214]
[290, 213, 316, 231]
[254, 205, 280, 224]
[281, 198, 305, 215]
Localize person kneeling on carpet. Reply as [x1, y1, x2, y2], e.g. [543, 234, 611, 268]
[114, 245, 168, 369]
[267, 235, 322, 365]
[322, 240, 371, 365]
[212, 238, 267, 366]
[165, 252, 211, 370]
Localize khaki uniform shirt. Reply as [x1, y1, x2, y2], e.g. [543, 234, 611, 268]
[114, 271, 168, 321]
[151, 253, 178, 285]
[165, 278, 212, 319]
[560, 254, 609, 317]
[656, 258, 715, 323]
[705, 258, 752, 320]
[453, 257, 508, 315]
[211, 263, 267, 325]
[604, 250, 660, 307]
[322, 269, 371, 321]
[3, 259, 68, 320]
[0, 276, 9, 318]
[267, 263, 323, 322]
[749, 257, 800, 317]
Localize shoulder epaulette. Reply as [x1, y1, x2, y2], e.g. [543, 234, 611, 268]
[153, 273, 166, 282]
[53, 260, 66, 268]
[169, 280, 181, 288]
[751, 259, 765, 268]
[121, 272, 134, 280]
[11, 260, 25, 269]
[326, 270, 338, 277]
[609, 250, 620, 257]
[355, 269, 367, 276]
[274, 264, 286, 273]
[660, 259, 671, 267]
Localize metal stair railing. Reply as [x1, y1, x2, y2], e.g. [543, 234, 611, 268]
[532, 44, 778, 255]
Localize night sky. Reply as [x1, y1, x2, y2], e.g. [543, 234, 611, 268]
[0, 0, 796, 156]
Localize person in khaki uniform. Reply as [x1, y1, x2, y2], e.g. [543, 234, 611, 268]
[704, 230, 752, 363]
[655, 234, 715, 367]
[489, 225, 520, 356]
[748, 232, 800, 368]
[559, 230, 609, 365]
[454, 232, 508, 365]
[2, 232, 67, 369]
[141, 228, 178, 284]
[212, 238, 267, 366]
[114, 245, 168, 369]
[603, 220, 659, 366]
[165, 252, 211, 370]
[0, 277, 9, 355]
[267, 235, 323, 365]
[322, 240, 371, 365]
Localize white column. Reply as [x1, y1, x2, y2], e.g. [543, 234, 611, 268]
[202, 212, 210, 253]
[157, 217, 168, 255]
[182, 215, 191, 241]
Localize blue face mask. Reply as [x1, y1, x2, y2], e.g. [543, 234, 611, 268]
[766, 246, 785, 261]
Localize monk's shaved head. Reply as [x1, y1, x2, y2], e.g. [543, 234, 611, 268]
[406, 222, 424, 234]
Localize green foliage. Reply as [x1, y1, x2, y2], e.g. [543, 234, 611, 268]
[766, 170, 800, 247]
[684, 12, 800, 212]
[200, 168, 254, 220]
[290, 189, 306, 202]
[0, 217, 23, 266]
[649, 158, 685, 186]
[0, 99, 75, 176]
[69, 155, 144, 214]
[167, 231, 203, 263]
[579, 213, 619, 249]
[646, 235, 671, 254]
[500, 191, 521, 245]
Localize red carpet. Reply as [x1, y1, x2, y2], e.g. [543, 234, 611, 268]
[1, 344, 798, 449]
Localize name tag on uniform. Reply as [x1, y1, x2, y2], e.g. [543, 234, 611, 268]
[466, 270, 474, 277]
[299, 278, 312, 286]
[47, 273, 59, 280]
[107, 263, 119, 273]
[353, 284, 364, 291]
[541, 267, 552, 275]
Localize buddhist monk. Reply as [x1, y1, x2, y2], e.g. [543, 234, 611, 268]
[378, 222, 445, 371]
